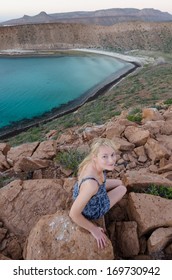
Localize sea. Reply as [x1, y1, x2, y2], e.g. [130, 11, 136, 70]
[0, 53, 133, 130]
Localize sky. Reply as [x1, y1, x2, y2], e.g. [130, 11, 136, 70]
[0, 0, 172, 21]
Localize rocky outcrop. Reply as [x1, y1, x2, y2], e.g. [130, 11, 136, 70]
[0, 104, 172, 259]
[127, 192, 172, 236]
[0, 179, 70, 241]
[24, 210, 114, 260]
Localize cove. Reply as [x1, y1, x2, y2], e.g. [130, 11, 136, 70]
[0, 53, 136, 138]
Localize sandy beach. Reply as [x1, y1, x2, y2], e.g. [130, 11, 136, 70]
[0, 48, 147, 139]
[72, 48, 155, 65]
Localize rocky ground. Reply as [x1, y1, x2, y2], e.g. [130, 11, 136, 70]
[0, 105, 172, 260]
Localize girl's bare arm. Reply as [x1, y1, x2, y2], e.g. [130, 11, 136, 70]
[69, 181, 107, 248]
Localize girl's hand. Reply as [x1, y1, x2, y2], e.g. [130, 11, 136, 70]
[90, 226, 108, 249]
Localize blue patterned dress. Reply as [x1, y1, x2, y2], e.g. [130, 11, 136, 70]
[73, 172, 110, 220]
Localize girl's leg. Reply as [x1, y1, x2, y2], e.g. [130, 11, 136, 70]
[107, 185, 127, 209]
[106, 178, 123, 191]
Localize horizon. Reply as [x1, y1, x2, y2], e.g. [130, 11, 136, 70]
[0, 0, 172, 21]
[1, 7, 172, 23]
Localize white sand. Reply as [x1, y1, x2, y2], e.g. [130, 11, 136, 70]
[71, 48, 155, 65]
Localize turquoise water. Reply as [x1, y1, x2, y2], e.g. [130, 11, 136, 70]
[0, 54, 132, 129]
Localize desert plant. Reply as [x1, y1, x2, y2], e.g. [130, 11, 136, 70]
[164, 98, 172, 105]
[54, 149, 86, 176]
[127, 108, 142, 123]
[145, 185, 172, 199]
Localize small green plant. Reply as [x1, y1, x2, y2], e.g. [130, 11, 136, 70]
[145, 184, 172, 199]
[127, 108, 142, 123]
[54, 150, 86, 176]
[0, 176, 13, 188]
[164, 98, 172, 105]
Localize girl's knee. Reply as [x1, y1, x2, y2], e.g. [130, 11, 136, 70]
[118, 185, 127, 196]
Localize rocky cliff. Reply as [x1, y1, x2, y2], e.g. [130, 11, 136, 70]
[0, 21, 172, 52]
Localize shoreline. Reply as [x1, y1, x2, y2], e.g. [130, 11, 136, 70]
[0, 49, 142, 140]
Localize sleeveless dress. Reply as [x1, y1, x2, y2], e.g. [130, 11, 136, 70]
[73, 172, 110, 220]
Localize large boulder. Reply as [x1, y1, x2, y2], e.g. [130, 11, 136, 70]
[0, 179, 69, 241]
[160, 120, 172, 135]
[24, 210, 114, 260]
[127, 192, 172, 236]
[156, 135, 172, 152]
[124, 126, 150, 147]
[32, 140, 57, 159]
[142, 108, 164, 122]
[13, 157, 51, 172]
[147, 227, 172, 254]
[7, 142, 39, 164]
[116, 221, 140, 258]
[144, 138, 170, 163]
[122, 170, 172, 188]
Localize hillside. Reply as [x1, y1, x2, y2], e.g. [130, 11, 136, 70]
[0, 8, 172, 260]
[1, 8, 172, 26]
[0, 21, 172, 53]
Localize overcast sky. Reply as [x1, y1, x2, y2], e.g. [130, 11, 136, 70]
[1, 0, 172, 21]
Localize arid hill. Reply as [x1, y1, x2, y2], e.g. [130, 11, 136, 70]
[1, 8, 172, 26]
[0, 21, 172, 52]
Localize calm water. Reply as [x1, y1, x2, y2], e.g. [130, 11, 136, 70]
[0, 54, 132, 129]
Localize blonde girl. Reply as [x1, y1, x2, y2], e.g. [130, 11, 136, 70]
[69, 138, 127, 249]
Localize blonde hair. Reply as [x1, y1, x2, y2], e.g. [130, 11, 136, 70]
[78, 138, 116, 175]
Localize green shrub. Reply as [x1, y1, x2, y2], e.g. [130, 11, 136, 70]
[54, 150, 86, 176]
[164, 98, 172, 105]
[145, 184, 172, 199]
[127, 108, 142, 123]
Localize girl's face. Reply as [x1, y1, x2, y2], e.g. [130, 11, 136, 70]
[94, 145, 116, 171]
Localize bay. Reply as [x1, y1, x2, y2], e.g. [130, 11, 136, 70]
[0, 54, 133, 130]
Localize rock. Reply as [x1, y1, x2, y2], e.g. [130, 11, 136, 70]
[147, 227, 172, 254]
[63, 177, 76, 194]
[24, 210, 114, 260]
[7, 142, 39, 164]
[0, 152, 10, 171]
[127, 192, 172, 236]
[0, 253, 11, 260]
[112, 137, 135, 151]
[32, 140, 57, 159]
[163, 107, 172, 121]
[156, 135, 172, 152]
[134, 146, 147, 158]
[144, 138, 170, 163]
[81, 125, 105, 141]
[0, 227, 7, 242]
[149, 165, 158, 173]
[13, 156, 51, 172]
[124, 126, 150, 146]
[132, 254, 152, 260]
[160, 120, 172, 135]
[158, 163, 172, 174]
[0, 143, 11, 155]
[5, 238, 22, 260]
[142, 108, 164, 122]
[57, 130, 77, 145]
[0, 179, 69, 240]
[116, 221, 140, 258]
[165, 243, 172, 255]
[122, 170, 172, 188]
[105, 118, 129, 138]
[142, 120, 165, 136]
[162, 172, 172, 181]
